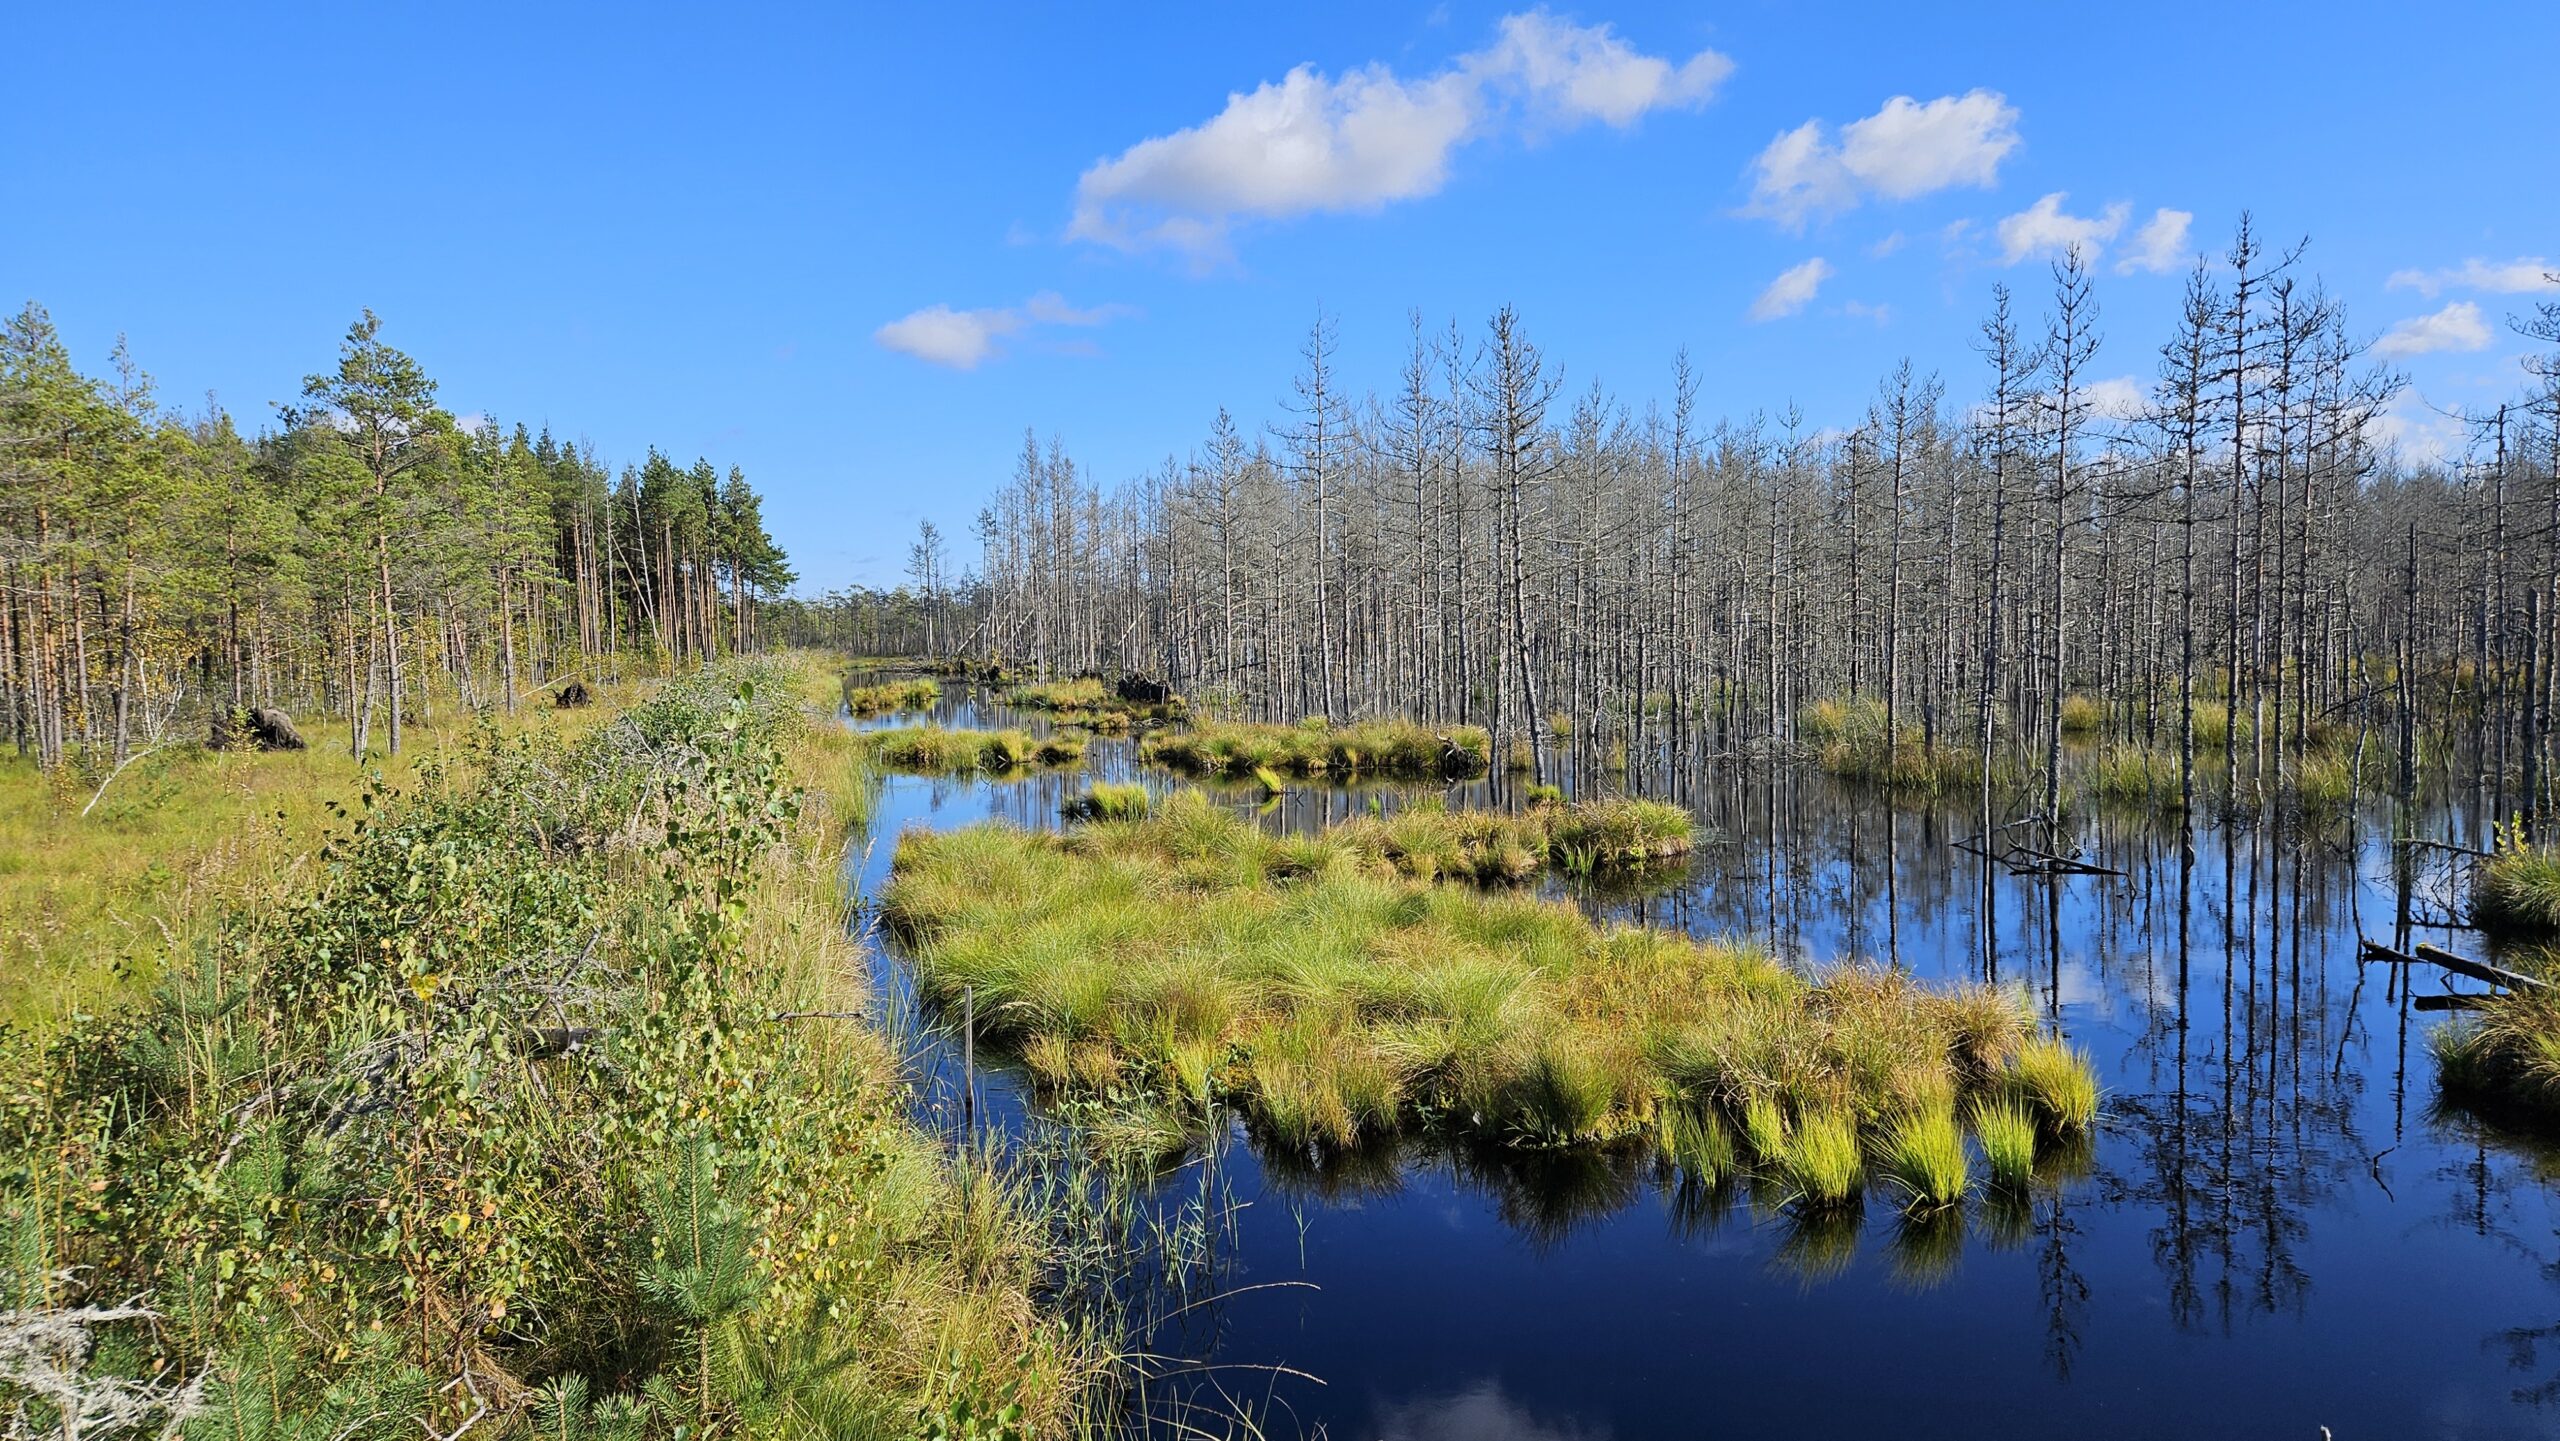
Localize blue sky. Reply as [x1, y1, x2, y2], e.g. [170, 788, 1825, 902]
[7, 3, 2553, 590]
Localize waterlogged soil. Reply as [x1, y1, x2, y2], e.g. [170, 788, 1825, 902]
[845, 683, 2560, 1439]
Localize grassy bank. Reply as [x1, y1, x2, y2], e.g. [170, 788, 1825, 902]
[0, 661, 1094, 1439]
[0, 689, 638, 1031]
[1140, 718, 1492, 781]
[867, 724, 1086, 774]
[883, 796, 2096, 1201]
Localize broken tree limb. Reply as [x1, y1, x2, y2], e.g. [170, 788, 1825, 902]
[2359, 938, 2549, 993]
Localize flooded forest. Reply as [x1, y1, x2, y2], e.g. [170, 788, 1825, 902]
[799, 227, 2560, 1438]
[9, 225, 2560, 1440]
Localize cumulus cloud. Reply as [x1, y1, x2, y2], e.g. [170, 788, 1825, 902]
[2114, 208, 2193, 274]
[2374, 301, 2493, 359]
[2385, 257, 2557, 298]
[1996, 192, 2129, 265]
[1070, 10, 1730, 262]
[2081, 375, 2149, 421]
[873, 292, 1130, 370]
[2370, 394, 2469, 466]
[1744, 89, 2019, 230]
[1749, 257, 1833, 321]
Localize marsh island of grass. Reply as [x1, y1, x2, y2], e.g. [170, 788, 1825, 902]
[1140, 717, 1492, 781]
[884, 795, 2096, 1197]
[1335, 794, 1695, 882]
[865, 723, 1085, 774]
[843, 674, 941, 716]
[2474, 842, 2560, 938]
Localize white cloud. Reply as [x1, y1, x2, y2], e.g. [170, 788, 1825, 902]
[1744, 89, 2019, 230]
[1070, 11, 1730, 262]
[1867, 230, 1906, 258]
[2369, 394, 2468, 466]
[2385, 257, 2557, 298]
[1840, 298, 1892, 325]
[1749, 257, 1833, 321]
[2082, 375, 2148, 421]
[1997, 192, 2129, 265]
[2374, 300, 2493, 359]
[2114, 208, 2193, 275]
[1472, 10, 1733, 126]
[874, 291, 1130, 370]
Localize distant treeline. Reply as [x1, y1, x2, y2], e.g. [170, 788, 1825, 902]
[0, 304, 793, 767]
[917, 218, 2559, 820]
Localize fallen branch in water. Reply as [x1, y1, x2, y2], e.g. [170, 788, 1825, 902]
[2358, 937, 2549, 993]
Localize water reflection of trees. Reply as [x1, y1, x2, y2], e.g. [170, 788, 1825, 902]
[887, 691, 2560, 1413]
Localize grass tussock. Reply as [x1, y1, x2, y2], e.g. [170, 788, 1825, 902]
[1774, 1107, 1865, 1209]
[2090, 742, 2185, 810]
[2290, 739, 2384, 815]
[1798, 696, 1981, 795]
[2476, 843, 2560, 938]
[1064, 781, 1152, 822]
[2057, 694, 2104, 735]
[843, 675, 940, 716]
[1334, 795, 1694, 884]
[1142, 717, 1492, 781]
[883, 796, 2086, 1178]
[1971, 1097, 2040, 1190]
[2006, 1034, 2100, 1132]
[2434, 987, 2560, 1121]
[867, 724, 1081, 775]
[1881, 1104, 1971, 1211]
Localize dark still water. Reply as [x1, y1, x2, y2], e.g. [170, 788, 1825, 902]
[845, 686, 2560, 1440]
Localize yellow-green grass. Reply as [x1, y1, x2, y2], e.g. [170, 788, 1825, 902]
[843, 675, 940, 716]
[2006, 1034, 2101, 1132]
[2476, 846, 2560, 938]
[1333, 796, 1694, 884]
[1007, 676, 1110, 711]
[1774, 1107, 1865, 1209]
[1064, 780, 1152, 822]
[0, 688, 639, 1031]
[1141, 717, 1492, 781]
[881, 796, 2087, 1168]
[1970, 1097, 2039, 1191]
[866, 724, 1081, 775]
[2434, 987, 2560, 1122]
[2090, 742, 2184, 810]
[1881, 1104, 1971, 1211]
[1798, 696, 1981, 794]
[2291, 739, 2386, 815]
[1006, 677, 1185, 726]
[2057, 694, 2104, 734]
